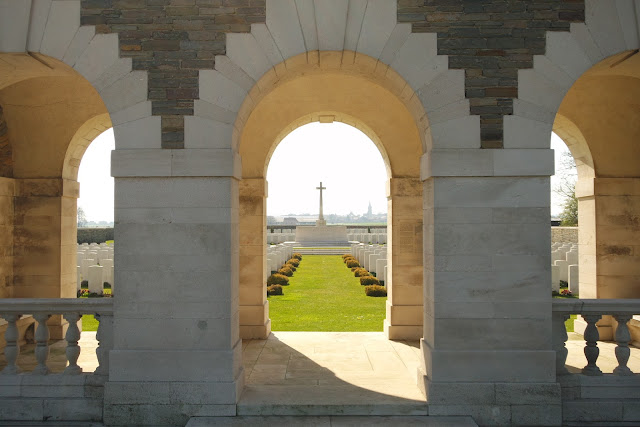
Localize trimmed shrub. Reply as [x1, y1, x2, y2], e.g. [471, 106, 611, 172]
[292, 253, 302, 260]
[346, 259, 360, 268]
[353, 268, 371, 277]
[285, 263, 297, 272]
[342, 254, 353, 260]
[343, 256, 355, 263]
[278, 266, 294, 277]
[287, 258, 300, 267]
[81, 280, 88, 289]
[360, 276, 380, 286]
[104, 282, 112, 289]
[267, 274, 289, 286]
[365, 285, 387, 297]
[267, 285, 283, 296]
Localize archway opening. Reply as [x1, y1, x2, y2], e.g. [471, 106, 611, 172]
[550, 132, 579, 300]
[265, 121, 388, 332]
[0, 52, 111, 340]
[235, 54, 427, 344]
[75, 128, 115, 305]
[552, 50, 640, 339]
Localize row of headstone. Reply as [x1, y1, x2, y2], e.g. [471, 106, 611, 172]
[350, 243, 388, 285]
[348, 233, 387, 244]
[265, 243, 295, 280]
[77, 242, 114, 294]
[267, 233, 295, 244]
[551, 242, 579, 294]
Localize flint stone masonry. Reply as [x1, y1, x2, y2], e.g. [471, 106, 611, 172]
[398, 0, 585, 148]
[80, 0, 266, 147]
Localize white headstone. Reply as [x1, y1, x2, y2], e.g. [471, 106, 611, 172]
[88, 265, 104, 294]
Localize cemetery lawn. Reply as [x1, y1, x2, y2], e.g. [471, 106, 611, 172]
[82, 315, 99, 331]
[269, 255, 386, 331]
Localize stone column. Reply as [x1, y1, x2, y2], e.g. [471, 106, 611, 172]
[573, 177, 640, 340]
[239, 178, 270, 339]
[12, 178, 78, 339]
[0, 177, 14, 299]
[383, 177, 423, 340]
[419, 148, 560, 425]
[105, 148, 243, 424]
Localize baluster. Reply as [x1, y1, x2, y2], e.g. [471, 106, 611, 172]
[613, 314, 633, 376]
[552, 312, 570, 375]
[1, 314, 22, 374]
[63, 313, 82, 375]
[582, 314, 603, 376]
[94, 312, 113, 376]
[32, 313, 51, 375]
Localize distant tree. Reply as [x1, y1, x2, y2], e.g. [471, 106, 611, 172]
[555, 150, 578, 226]
[560, 187, 578, 226]
[77, 207, 87, 227]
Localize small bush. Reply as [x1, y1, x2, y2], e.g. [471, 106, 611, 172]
[278, 266, 294, 277]
[353, 268, 371, 277]
[267, 274, 289, 286]
[267, 284, 283, 296]
[292, 253, 302, 260]
[81, 280, 88, 289]
[285, 263, 297, 272]
[343, 256, 355, 263]
[365, 285, 387, 297]
[103, 282, 112, 289]
[287, 258, 300, 267]
[342, 254, 353, 259]
[360, 276, 380, 286]
[346, 259, 360, 268]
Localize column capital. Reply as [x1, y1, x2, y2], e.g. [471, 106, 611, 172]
[387, 177, 422, 198]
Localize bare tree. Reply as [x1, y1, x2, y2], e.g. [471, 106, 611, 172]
[77, 206, 88, 227]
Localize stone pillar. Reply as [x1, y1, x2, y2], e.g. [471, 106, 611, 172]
[12, 178, 77, 339]
[105, 148, 243, 425]
[574, 177, 640, 340]
[420, 149, 560, 425]
[239, 178, 270, 339]
[0, 177, 14, 299]
[384, 177, 423, 340]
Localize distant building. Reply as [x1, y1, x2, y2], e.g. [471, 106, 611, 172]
[283, 217, 299, 225]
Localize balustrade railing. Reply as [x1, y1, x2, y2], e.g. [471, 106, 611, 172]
[553, 299, 640, 376]
[0, 298, 113, 376]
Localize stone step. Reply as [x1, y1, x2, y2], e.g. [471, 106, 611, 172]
[187, 416, 477, 426]
[236, 385, 429, 417]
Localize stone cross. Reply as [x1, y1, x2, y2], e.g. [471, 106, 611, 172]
[316, 182, 326, 226]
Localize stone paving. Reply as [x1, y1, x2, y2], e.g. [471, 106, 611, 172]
[238, 332, 427, 415]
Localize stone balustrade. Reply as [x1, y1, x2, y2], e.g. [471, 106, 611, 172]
[553, 299, 640, 376]
[0, 298, 113, 376]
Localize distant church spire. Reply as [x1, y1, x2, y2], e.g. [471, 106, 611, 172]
[367, 201, 372, 216]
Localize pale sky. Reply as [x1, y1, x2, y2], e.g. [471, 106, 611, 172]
[266, 123, 387, 216]
[77, 128, 114, 222]
[77, 125, 574, 222]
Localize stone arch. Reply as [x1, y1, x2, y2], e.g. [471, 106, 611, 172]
[192, 1, 471, 341]
[0, 1, 152, 336]
[513, 0, 640, 337]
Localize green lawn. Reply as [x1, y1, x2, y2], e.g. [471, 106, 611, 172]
[82, 315, 99, 331]
[269, 255, 386, 331]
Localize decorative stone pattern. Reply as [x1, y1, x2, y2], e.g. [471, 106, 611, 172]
[81, 0, 585, 149]
[398, 0, 585, 147]
[81, 0, 266, 148]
